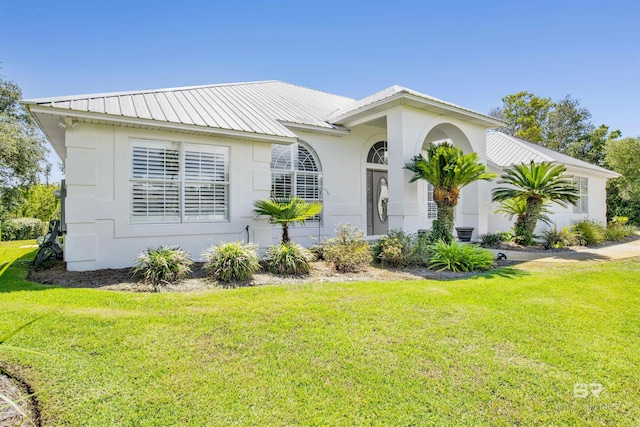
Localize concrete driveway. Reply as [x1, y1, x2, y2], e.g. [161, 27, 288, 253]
[488, 235, 640, 263]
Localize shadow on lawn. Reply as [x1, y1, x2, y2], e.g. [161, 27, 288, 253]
[474, 264, 530, 280]
[0, 249, 56, 293]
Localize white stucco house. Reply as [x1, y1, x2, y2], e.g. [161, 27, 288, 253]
[23, 80, 618, 271]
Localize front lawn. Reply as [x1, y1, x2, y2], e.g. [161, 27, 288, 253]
[1, 240, 638, 425]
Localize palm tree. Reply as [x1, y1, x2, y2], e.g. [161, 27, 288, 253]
[404, 142, 496, 234]
[492, 161, 578, 245]
[493, 197, 553, 228]
[253, 196, 323, 243]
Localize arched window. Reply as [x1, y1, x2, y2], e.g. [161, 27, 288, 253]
[367, 141, 388, 165]
[271, 142, 322, 221]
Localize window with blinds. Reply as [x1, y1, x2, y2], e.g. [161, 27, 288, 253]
[130, 139, 229, 223]
[270, 142, 322, 222]
[426, 182, 438, 221]
[573, 176, 588, 214]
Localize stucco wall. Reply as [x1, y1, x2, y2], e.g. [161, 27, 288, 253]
[486, 164, 609, 236]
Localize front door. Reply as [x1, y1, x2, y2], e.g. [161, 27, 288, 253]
[367, 170, 389, 235]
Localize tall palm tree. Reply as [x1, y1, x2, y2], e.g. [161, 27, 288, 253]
[253, 196, 323, 243]
[405, 142, 496, 234]
[492, 161, 578, 245]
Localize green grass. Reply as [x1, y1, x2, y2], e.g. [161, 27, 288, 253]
[1, 240, 639, 426]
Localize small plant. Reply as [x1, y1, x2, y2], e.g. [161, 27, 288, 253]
[410, 232, 432, 266]
[428, 241, 495, 272]
[479, 232, 509, 247]
[571, 219, 606, 246]
[202, 242, 260, 282]
[322, 224, 372, 273]
[605, 217, 636, 241]
[264, 242, 314, 275]
[372, 229, 414, 267]
[253, 196, 322, 243]
[429, 220, 453, 244]
[133, 245, 193, 289]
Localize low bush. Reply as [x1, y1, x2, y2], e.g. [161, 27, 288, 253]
[428, 241, 495, 272]
[479, 232, 509, 247]
[1, 217, 45, 241]
[264, 242, 314, 275]
[322, 224, 371, 273]
[572, 219, 606, 246]
[542, 226, 582, 248]
[606, 217, 637, 241]
[411, 232, 432, 266]
[372, 229, 414, 268]
[429, 220, 453, 244]
[134, 245, 193, 289]
[202, 242, 260, 282]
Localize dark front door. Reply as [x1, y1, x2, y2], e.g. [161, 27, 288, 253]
[367, 170, 389, 235]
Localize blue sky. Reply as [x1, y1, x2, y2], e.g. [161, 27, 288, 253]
[1, 0, 638, 179]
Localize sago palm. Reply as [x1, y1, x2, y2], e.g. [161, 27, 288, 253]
[253, 196, 323, 243]
[492, 161, 578, 245]
[404, 142, 496, 234]
[493, 197, 553, 228]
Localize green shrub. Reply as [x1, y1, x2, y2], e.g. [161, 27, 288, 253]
[203, 242, 260, 282]
[428, 241, 495, 272]
[542, 226, 580, 248]
[571, 219, 606, 246]
[264, 242, 314, 275]
[605, 217, 637, 241]
[1, 217, 45, 241]
[479, 232, 509, 247]
[411, 232, 432, 266]
[323, 224, 372, 273]
[429, 220, 453, 244]
[372, 229, 414, 267]
[134, 245, 193, 289]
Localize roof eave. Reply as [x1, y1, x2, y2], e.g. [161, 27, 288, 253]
[329, 92, 506, 128]
[26, 105, 299, 144]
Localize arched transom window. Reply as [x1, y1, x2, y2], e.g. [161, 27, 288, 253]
[271, 142, 322, 221]
[367, 141, 388, 165]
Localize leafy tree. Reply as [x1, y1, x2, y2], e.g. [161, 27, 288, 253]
[253, 196, 322, 243]
[12, 184, 60, 223]
[605, 137, 640, 224]
[567, 124, 622, 166]
[546, 95, 594, 152]
[492, 162, 579, 245]
[0, 77, 49, 219]
[404, 142, 496, 234]
[489, 91, 552, 143]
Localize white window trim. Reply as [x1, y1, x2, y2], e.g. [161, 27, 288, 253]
[573, 176, 588, 214]
[270, 142, 323, 225]
[130, 138, 230, 224]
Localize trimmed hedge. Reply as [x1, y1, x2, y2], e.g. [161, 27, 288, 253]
[1, 218, 46, 241]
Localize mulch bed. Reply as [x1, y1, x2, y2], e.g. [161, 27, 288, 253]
[27, 259, 513, 293]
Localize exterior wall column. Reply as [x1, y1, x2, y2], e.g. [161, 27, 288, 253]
[386, 107, 421, 233]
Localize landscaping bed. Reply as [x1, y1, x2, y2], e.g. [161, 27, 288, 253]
[27, 259, 512, 292]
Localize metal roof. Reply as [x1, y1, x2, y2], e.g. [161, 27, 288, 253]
[486, 131, 619, 177]
[326, 85, 505, 127]
[24, 80, 356, 138]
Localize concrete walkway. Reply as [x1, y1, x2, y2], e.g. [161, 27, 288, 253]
[487, 235, 640, 263]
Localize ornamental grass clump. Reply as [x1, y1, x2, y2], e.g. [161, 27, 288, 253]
[202, 242, 260, 283]
[264, 242, 314, 275]
[322, 224, 372, 273]
[428, 241, 494, 272]
[571, 219, 606, 246]
[133, 245, 193, 289]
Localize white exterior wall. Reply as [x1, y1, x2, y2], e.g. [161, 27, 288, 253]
[487, 164, 610, 236]
[63, 124, 274, 271]
[61, 106, 495, 270]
